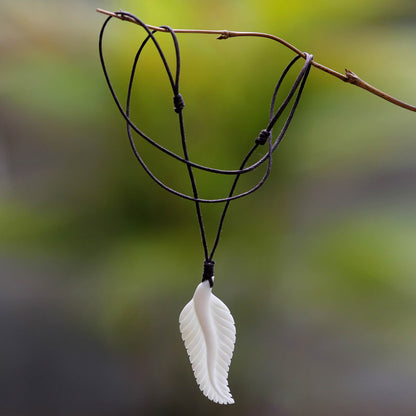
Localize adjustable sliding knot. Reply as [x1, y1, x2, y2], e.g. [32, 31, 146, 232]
[255, 129, 271, 145]
[173, 93, 185, 113]
[202, 260, 215, 287]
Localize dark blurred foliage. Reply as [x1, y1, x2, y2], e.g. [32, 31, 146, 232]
[0, 0, 415, 415]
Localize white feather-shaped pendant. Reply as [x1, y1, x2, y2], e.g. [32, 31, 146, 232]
[179, 279, 236, 404]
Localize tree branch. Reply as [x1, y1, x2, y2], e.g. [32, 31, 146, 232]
[96, 8, 416, 113]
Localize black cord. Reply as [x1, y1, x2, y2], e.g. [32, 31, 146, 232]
[99, 10, 313, 282]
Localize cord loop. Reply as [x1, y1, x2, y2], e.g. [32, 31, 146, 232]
[98, 11, 313, 267]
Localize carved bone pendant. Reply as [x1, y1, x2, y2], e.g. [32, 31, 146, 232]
[179, 280, 236, 404]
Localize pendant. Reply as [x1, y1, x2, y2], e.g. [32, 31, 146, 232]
[179, 279, 236, 404]
[98, 11, 315, 404]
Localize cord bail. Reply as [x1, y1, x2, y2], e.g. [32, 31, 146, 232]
[202, 260, 215, 287]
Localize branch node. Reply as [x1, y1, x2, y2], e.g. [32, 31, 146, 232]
[344, 68, 360, 85]
[217, 31, 231, 40]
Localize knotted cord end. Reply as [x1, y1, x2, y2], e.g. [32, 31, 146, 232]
[202, 260, 215, 287]
[255, 129, 271, 145]
[173, 93, 185, 113]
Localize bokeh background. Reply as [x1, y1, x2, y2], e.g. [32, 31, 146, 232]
[1, 0, 415, 415]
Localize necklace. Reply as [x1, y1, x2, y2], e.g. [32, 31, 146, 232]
[99, 10, 312, 404]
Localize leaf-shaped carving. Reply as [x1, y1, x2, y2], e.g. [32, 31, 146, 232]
[179, 280, 236, 404]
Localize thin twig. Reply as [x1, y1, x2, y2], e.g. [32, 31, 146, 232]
[96, 8, 416, 113]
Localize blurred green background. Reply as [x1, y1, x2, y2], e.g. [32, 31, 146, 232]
[0, 0, 415, 415]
